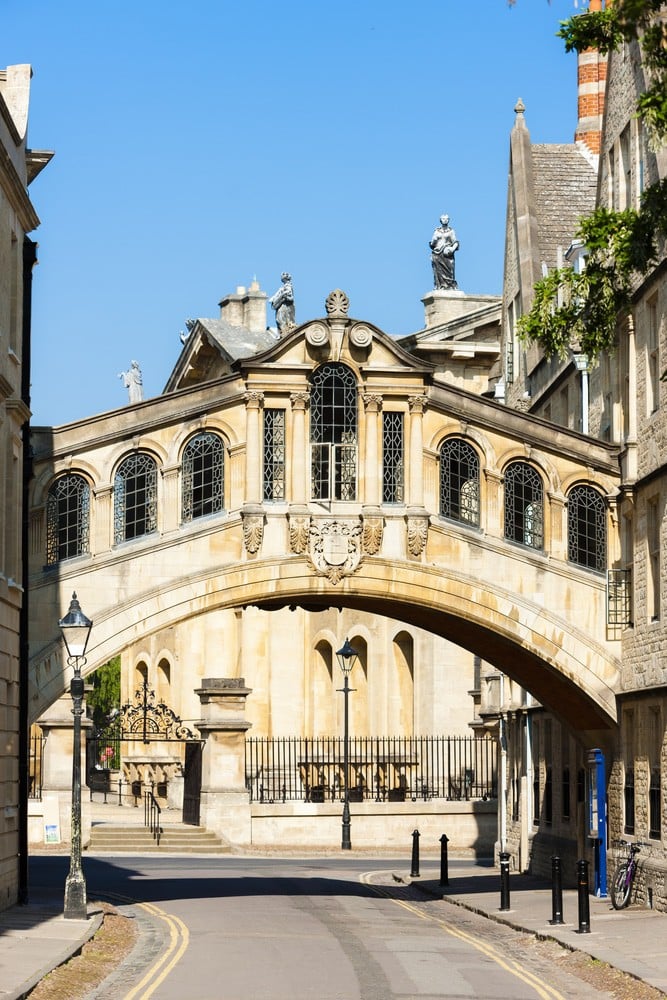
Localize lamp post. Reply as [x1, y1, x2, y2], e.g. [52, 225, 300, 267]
[336, 638, 358, 851]
[59, 592, 92, 920]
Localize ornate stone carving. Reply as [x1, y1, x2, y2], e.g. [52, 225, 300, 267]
[242, 511, 264, 554]
[289, 513, 311, 555]
[305, 323, 329, 349]
[361, 515, 384, 555]
[290, 391, 310, 411]
[362, 393, 383, 412]
[408, 395, 428, 414]
[244, 391, 264, 409]
[349, 323, 373, 349]
[407, 516, 429, 556]
[325, 289, 350, 318]
[307, 519, 362, 584]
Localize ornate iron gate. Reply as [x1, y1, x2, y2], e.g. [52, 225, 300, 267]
[87, 679, 202, 822]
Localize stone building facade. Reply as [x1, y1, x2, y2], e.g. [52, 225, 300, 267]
[497, 6, 667, 905]
[0, 64, 50, 910]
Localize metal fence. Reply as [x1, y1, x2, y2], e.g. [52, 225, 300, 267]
[245, 735, 497, 804]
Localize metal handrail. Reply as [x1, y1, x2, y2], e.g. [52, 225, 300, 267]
[144, 790, 162, 845]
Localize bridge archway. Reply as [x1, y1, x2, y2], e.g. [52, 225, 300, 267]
[31, 557, 619, 736]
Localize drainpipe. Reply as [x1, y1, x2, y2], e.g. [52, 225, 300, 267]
[19, 237, 37, 904]
[572, 353, 590, 435]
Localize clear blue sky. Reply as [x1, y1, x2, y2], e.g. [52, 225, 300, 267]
[5, 0, 581, 426]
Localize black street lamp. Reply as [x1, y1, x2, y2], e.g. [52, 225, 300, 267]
[59, 592, 92, 920]
[336, 638, 358, 851]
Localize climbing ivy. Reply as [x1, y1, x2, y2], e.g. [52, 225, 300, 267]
[517, 0, 667, 360]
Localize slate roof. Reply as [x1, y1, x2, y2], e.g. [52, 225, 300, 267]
[198, 317, 278, 362]
[531, 144, 597, 270]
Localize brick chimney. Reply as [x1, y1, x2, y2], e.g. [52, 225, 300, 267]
[574, 0, 608, 158]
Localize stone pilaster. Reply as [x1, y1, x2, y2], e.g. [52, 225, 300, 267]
[195, 678, 252, 844]
[407, 396, 427, 508]
[244, 391, 264, 505]
[290, 392, 309, 506]
[160, 463, 181, 533]
[93, 484, 113, 553]
[363, 394, 382, 507]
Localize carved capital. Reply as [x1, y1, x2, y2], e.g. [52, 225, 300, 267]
[408, 395, 428, 415]
[244, 391, 264, 409]
[241, 510, 264, 554]
[407, 515, 429, 556]
[290, 391, 310, 411]
[362, 393, 383, 412]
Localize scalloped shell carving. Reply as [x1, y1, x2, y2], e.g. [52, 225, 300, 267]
[325, 289, 350, 318]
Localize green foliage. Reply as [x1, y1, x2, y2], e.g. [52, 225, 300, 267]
[87, 655, 121, 730]
[519, 1, 667, 361]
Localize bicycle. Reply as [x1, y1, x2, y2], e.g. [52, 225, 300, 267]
[610, 839, 649, 909]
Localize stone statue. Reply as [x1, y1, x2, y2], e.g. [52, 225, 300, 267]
[118, 360, 144, 404]
[270, 272, 295, 335]
[430, 214, 459, 290]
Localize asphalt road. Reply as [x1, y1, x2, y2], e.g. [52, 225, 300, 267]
[29, 856, 618, 1000]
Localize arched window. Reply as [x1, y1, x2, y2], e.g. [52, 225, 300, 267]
[440, 438, 480, 526]
[567, 484, 606, 572]
[46, 474, 90, 565]
[310, 363, 357, 501]
[504, 461, 543, 549]
[182, 432, 224, 522]
[114, 453, 157, 543]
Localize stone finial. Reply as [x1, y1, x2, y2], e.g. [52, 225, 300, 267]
[325, 289, 350, 318]
[514, 98, 526, 121]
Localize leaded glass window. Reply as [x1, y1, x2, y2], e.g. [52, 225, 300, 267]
[46, 474, 90, 565]
[114, 453, 157, 543]
[264, 409, 286, 501]
[182, 432, 224, 522]
[382, 411, 404, 503]
[310, 363, 357, 501]
[504, 461, 543, 549]
[567, 484, 606, 572]
[440, 438, 480, 526]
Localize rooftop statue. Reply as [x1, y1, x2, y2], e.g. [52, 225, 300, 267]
[118, 360, 144, 404]
[429, 214, 459, 290]
[270, 272, 296, 335]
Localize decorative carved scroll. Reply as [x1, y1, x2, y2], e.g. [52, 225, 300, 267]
[407, 516, 429, 556]
[242, 511, 264, 554]
[289, 513, 311, 555]
[349, 323, 373, 349]
[361, 515, 384, 555]
[305, 323, 329, 349]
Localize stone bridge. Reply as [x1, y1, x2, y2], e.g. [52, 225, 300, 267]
[28, 294, 623, 741]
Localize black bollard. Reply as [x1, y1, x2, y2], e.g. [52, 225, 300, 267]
[440, 833, 450, 887]
[550, 855, 564, 925]
[499, 851, 511, 911]
[576, 859, 591, 934]
[410, 829, 420, 877]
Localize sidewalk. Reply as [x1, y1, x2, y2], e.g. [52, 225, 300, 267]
[414, 863, 667, 996]
[2, 853, 666, 998]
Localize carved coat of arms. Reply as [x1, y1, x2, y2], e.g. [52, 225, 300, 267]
[308, 519, 362, 584]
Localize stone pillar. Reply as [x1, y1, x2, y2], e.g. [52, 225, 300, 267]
[363, 394, 382, 506]
[195, 678, 252, 845]
[244, 391, 264, 505]
[37, 693, 92, 847]
[290, 392, 309, 506]
[93, 484, 113, 553]
[407, 396, 427, 507]
[484, 469, 503, 539]
[548, 492, 567, 561]
[160, 463, 181, 533]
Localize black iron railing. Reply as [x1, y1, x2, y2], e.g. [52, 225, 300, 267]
[245, 735, 497, 804]
[144, 791, 162, 845]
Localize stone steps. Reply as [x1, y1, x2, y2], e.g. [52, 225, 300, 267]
[88, 823, 232, 853]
